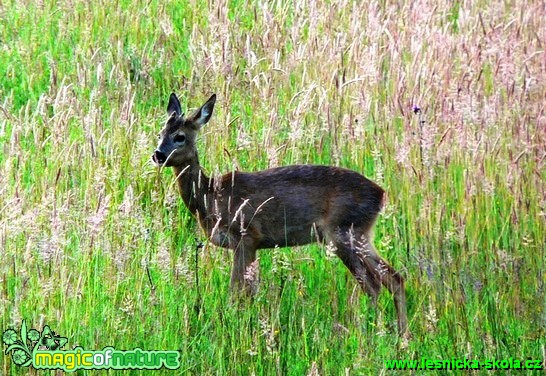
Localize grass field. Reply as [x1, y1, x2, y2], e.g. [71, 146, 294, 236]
[1, 0, 545, 374]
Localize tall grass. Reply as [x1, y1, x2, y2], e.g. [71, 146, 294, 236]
[1, 0, 545, 374]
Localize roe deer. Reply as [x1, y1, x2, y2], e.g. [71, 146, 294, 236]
[152, 93, 408, 336]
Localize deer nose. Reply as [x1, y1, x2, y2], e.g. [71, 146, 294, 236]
[153, 150, 167, 165]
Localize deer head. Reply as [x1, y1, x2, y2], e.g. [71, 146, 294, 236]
[152, 93, 216, 167]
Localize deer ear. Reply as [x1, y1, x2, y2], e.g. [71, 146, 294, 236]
[189, 94, 216, 129]
[167, 93, 182, 118]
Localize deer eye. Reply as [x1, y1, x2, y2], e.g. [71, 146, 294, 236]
[173, 134, 186, 144]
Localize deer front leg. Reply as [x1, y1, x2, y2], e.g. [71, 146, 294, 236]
[230, 238, 258, 296]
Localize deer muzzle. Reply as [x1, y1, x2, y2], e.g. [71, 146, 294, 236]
[152, 150, 167, 165]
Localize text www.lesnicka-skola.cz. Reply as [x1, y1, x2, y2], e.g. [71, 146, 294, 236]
[385, 357, 544, 371]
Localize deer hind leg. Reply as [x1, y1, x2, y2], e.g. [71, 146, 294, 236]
[230, 237, 258, 296]
[362, 243, 408, 337]
[333, 230, 408, 336]
[335, 242, 382, 302]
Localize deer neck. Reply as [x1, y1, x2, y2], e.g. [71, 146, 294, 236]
[173, 155, 210, 219]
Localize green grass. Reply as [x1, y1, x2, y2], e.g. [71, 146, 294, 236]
[1, 0, 545, 374]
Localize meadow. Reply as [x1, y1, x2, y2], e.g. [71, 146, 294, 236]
[1, 0, 545, 374]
